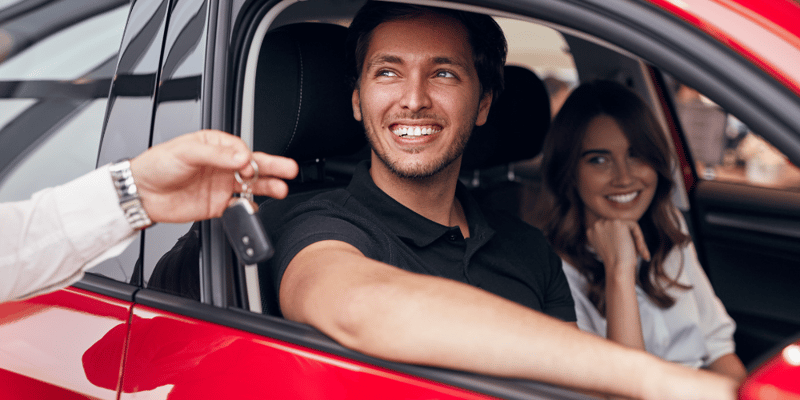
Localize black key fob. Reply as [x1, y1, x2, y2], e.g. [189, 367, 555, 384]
[221, 198, 273, 264]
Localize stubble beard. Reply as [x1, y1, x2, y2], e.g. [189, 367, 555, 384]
[362, 107, 476, 180]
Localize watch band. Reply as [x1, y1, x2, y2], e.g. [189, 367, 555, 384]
[109, 159, 153, 230]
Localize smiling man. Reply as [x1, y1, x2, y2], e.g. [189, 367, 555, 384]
[352, 11, 491, 183]
[272, 2, 737, 399]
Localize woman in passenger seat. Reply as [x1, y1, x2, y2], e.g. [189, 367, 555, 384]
[540, 80, 747, 380]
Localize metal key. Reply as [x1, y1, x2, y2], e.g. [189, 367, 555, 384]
[221, 160, 274, 264]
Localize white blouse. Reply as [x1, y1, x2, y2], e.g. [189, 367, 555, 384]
[562, 235, 736, 368]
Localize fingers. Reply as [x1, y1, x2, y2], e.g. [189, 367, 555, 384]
[252, 152, 299, 180]
[234, 153, 297, 200]
[174, 131, 298, 188]
[185, 132, 297, 202]
[587, 219, 650, 270]
[145, 129, 298, 203]
[250, 177, 291, 199]
[179, 130, 252, 171]
[184, 131, 298, 180]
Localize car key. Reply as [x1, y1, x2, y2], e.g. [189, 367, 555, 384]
[221, 160, 274, 264]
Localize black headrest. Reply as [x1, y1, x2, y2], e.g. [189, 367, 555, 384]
[253, 23, 366, 161]
[461, 65, 551, 170]
[254, 24, 548, 171]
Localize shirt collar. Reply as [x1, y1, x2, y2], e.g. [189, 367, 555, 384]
[346, 161, 494, 247]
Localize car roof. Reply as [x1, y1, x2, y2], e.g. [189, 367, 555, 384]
[626, 0, 800, 95]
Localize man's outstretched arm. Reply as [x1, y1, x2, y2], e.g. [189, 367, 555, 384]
[280, 240, 738, 400]
[1, 130, 298, 303]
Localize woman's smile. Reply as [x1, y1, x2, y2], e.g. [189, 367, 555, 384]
[576, 115, 658, 226]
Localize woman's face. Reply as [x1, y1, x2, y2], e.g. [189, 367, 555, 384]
[576, 115, 658, 227]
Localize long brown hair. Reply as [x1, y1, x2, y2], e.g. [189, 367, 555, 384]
[541, 80, 691, 316]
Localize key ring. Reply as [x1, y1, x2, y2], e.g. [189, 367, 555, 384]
[234, 159, 259, 194]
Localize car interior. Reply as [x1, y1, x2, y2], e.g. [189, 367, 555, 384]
[233, 2, 798, 370]
[146, 0, 798, 385]
[249, 20, 552, 316]
[238, 1, 678, 308]
[238, 11, 601, 397]
[3, 1, 799, 398]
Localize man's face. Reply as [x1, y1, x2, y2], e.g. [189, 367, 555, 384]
[352, 12, 492, 179]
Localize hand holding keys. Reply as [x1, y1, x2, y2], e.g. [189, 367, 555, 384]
[221, 159, 274, 264]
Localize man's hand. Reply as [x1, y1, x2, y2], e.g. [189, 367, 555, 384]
[129, 129, 298, 223]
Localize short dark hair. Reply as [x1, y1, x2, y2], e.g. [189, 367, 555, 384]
[346, 1, 507, 101]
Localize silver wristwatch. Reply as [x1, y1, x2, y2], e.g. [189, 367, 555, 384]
[109, 159, 153, 230]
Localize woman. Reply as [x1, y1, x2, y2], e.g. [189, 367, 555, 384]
[541, 80, 746, 380]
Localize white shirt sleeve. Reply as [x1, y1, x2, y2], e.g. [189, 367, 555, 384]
[561, 212, 737, 368]
[0, 165, 137, 302]
[561, 260, 607, 336]
[679, 241, 737, 365]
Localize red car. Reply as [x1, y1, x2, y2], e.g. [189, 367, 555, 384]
[1, 0, 798, 398]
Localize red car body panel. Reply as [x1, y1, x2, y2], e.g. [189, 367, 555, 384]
[644, 2, 800, 396]
[104, 305, 495, 399]
[0, 289, 131, 400]
[649, 0, 800, 96]
[1, 0, 799, 399]
[739, 340, 800, 400]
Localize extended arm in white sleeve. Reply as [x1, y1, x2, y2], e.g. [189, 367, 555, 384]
[0, 165, 137, 303]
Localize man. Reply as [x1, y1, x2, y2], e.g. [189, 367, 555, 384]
[1, 129, 298, 302]
[273, 3, 737, 399]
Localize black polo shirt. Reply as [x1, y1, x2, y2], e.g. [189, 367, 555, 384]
[272, 161, 576, 321]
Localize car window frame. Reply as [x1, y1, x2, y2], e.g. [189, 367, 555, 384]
[81, 0, 800, 398]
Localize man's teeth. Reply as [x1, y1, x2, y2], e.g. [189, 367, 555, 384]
[393, 126, 438, 137]
[607, 192, 638, 203]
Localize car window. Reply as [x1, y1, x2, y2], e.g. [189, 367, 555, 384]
[0, 99, 35, 128]
[497, 16, 577, 117]
[0, 100, 106, 202]
[491, 17, 579, 230]
[0, 6, 126, 80]
[0, 0, 24, 13]
[85, 0, 172, 285]
[671, 79, 800, 192]
[237, 11, 581, 312]
[0, 4, 127, 202]
[140, 0, 209, 299]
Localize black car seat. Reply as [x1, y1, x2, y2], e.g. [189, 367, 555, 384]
[253, 23, 552, 315]
[253, 22, 367, 192]
[253, 23, 365, 315]
[460, 65, 551, 217]
[146, 23, 364, 302]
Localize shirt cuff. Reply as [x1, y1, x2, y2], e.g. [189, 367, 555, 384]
[54, 165, 136, 254]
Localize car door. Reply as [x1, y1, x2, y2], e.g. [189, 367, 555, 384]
[75, 0, 800, 399]
[0, 1, 132, 398]
[100, 1, 528, 398]
[520, 0, 800, 370]
[620, 2, 800, 368]
[675, 87, 800, 367]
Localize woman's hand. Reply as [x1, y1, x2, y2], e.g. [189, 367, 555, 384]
[587, 219, 650, 352]
[586, 219, 650, 281]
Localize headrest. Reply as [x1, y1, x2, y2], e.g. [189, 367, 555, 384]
[253, 23, 366, 161]
[461, 65, 551, 170]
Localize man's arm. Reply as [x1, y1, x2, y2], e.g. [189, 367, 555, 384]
[0, 166, 136, 302]
[280, 240, 738, 400]
[0, 130, 298, 303]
